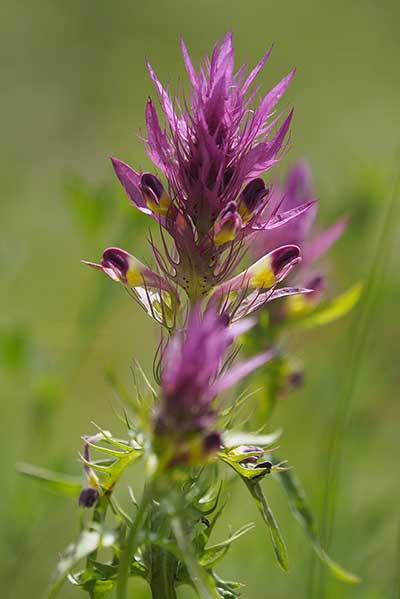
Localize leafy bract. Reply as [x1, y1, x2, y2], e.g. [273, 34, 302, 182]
[288, 283, 363, 330]
[243, 480, 289, 571]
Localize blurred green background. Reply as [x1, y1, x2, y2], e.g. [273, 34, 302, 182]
[1, 1, 399, 597]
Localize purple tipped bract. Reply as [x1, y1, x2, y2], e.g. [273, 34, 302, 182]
[154, 307, 274, 449]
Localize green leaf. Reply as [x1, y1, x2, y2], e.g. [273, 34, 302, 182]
[171, 512, 220, 599]
[222, 429, 282, 449]
[46, 528, 118, 598]
[275, 467, 360, 583]
[243, 480, 289, 571]
[16, 462, 82, 498]
[219, 454, 267, 480]
[289, 283, 363, 330]
[200, 523, 255, 568]
[81, 429, 143, 491]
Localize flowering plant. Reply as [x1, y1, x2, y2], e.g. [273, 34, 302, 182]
[20, 33, 360, 598]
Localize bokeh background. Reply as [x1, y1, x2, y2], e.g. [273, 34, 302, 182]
[1, 1, 399, 597]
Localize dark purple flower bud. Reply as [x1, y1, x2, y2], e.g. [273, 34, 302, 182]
[271, 245, 300, 277]
[203, 431, 222, 454]
[79, 487, 99, 509]
[140, 173, 171, 216]
[239, 179, 268, 222]
[287, 370, 304, 389]
[304, 274, 325, 303]
[141, 173, 164, 200]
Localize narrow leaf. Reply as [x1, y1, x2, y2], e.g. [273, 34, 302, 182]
[290, 283, 363, 330]
[275, 467, 360, 583]
[243, 480, 289, 571]
[17, 462, 82, 498]
[201, 523, 255, 568]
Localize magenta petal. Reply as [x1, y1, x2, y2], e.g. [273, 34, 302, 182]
[212, 349, 275, 395]
[252, 70, 296, 130]
[244, 110, 294, 180]
[145, 99, 170, 170]
[284, 160, 314, 210]
[110, 157, 150, 214]
[303, 216, 348, 265]
[263, 199, 318, 230]
[180, 38, 198, 89]
[146, 59, 180, 128]
[242, 46, 273, 95]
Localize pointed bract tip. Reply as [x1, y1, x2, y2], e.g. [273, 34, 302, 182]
[81, 259, 102, 270]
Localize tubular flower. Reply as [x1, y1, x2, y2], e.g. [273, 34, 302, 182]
[252, 160, 347, 267]
[84, 34, 313, 321]
[153, 307, 274, 462]
[251, 160, 347, 309]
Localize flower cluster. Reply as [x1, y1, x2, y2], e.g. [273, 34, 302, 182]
[84, 33, 315, 326]
[154, 307, 274, 462]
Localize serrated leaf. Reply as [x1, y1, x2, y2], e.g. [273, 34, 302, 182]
[81, 431, 142, 492]
[275, 467, 360, 583]
[200, 523, 255, 568]
[243, 480, 289, 571]
[219, 454, 267, 480]
[17, 462, 82, 498]
[222, 429, 282, 449]
[289, 283, 363, 330]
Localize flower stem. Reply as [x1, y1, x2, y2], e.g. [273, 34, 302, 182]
[149, 544, 177, 599]
[116, 484, 152, 599]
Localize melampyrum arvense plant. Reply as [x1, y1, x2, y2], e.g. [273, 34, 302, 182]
[20, 33, 362, 599]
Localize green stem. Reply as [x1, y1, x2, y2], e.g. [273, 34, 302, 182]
[149, 544, 177, 599]
[171, 514, 214, 599]
[116, 485, 152, 599]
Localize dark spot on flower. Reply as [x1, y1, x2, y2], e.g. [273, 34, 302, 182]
[218, 312, 230, 327]
[102, 248, 129, 276]
[240, 178, 268, 211]
[271, 246, 300, 275]
[257, 460, 272, 473]
[223, 167, 234, 187]
[141, 173, 164, 200]
[203, 431, 222, 454]
[287, 370, 304, 388]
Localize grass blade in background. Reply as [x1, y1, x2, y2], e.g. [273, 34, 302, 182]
[313, 165, 400, 597]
